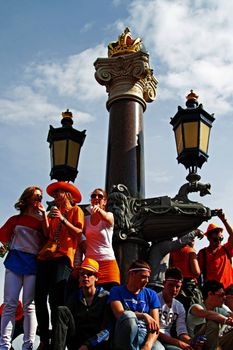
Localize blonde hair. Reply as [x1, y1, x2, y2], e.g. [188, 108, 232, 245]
[65, 191, 76, 206]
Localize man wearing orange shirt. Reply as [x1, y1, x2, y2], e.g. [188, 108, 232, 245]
[198, 209, 233, 289]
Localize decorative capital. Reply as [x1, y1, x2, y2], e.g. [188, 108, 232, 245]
[94, 51, 158, 110]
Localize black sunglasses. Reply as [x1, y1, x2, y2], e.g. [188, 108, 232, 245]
[34, 194, 42, 202]
[212, 236, 224, 243]
[91, 193, 104, 199]
[80, 271, 95, 277]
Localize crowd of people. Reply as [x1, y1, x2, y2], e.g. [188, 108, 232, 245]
[0, 182, 233, 350]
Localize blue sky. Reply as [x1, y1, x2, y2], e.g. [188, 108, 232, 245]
[1, 0, 233, 343]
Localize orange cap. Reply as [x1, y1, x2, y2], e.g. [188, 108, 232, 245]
[205, 223, 223, 236]
[78, 257, 99, 275]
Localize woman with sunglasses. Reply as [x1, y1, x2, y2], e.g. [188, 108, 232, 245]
[0, 186, 49, 350]
[35, 181, 84, 350]
[84, 188, 120, 291]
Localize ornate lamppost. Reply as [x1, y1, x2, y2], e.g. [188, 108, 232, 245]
[94, 28, 215, 282]
[47, 109, 86, 182]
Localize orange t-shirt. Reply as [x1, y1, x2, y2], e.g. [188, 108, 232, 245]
[170, 246, 197, 280]
[198, 242, 233, 288]
[38, 205, 84, 267]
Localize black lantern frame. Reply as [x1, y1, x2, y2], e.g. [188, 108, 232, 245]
[47, 110, 86, 182]
[170, 91, 215, 176]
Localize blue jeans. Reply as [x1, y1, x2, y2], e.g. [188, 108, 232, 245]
[113, 310, 158, 350]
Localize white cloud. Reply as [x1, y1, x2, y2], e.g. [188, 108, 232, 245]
[0, 45, 108, 125]
[126, 0, 233, 115]
[0, 86, 59, 124]
[28, 44, 107, 101]
[80, 21, 94, 33]
[0, 86, 94, 125]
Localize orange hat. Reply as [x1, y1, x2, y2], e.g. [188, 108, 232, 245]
[205, 223, 223, 236]
[46, 181, 82, 203]
[78, 258, 99, 275]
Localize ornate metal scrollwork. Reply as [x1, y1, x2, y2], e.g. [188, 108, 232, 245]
[108, 184, 212, 243]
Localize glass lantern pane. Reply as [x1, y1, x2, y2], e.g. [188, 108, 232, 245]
[67, 140, 80, 168]
[175, 124, 183, 155]
[183, 122, 198, 148]
[200, 121, 210, 153]
[53, 140, 66, 165]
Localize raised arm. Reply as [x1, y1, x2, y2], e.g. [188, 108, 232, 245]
[52, 206, 84, 238]
[189, 248, 200, 278]
[217, 209, 233, 245]
[37, 203, 49, 237]
[91, 206, 114, 226]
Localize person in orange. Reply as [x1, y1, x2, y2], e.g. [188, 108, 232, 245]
[170, 237, 203, 311]
[198, 209, 233, 289]
[35, 181, 84, 350]
[84, 188, 120, 291]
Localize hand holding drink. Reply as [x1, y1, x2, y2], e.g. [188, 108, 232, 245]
[48, 206, 58, 218]
[0, 243, 9, 258]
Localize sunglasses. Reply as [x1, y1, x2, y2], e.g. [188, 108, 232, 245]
[80, 271, 95, 277]
[212, 236, 224, 243]
[34, 194, 42, 202]
[91, 193, 104, 199]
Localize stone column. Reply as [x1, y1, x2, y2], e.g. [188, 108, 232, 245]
[94, 50, 158, 198]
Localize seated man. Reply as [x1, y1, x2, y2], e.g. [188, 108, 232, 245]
[225, 284, 233, 312]
[51, 257, 112, 350]
[156, 267, 194, 350]
[187, 279, 233, 350]
[109, 260, 160, 350]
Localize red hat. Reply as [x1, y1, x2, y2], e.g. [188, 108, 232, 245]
[46, 181, 82, 203]
[15, 300, 24, 321]
[0, 301, 24, 320]
[78, 258, 99, 276]
[205, 223, 223, 235]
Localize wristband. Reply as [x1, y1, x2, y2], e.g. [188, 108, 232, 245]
[61, 217, 67, 224]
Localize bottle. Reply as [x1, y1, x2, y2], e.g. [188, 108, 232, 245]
[48, 206, 57, 218]
[190, 335, 206, 350]
[0, 242, 9, 258]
